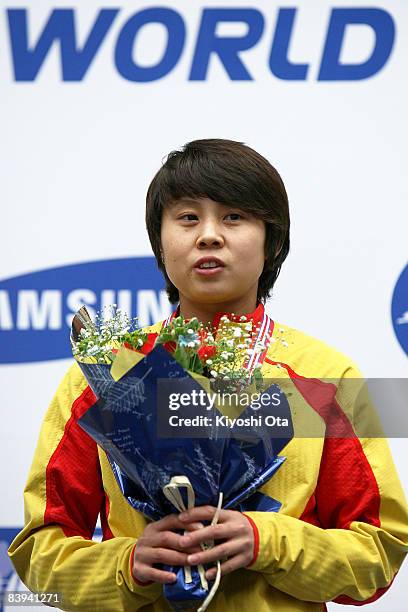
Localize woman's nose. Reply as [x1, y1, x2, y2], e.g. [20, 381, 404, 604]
[195, 221, 225, 248]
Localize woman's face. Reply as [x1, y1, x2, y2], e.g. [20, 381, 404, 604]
[160, 197, 266, 310]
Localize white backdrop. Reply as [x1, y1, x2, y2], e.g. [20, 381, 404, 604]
[1, 0, 407, 609]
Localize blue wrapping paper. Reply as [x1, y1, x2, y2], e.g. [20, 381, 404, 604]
[76, 345, 293, 608]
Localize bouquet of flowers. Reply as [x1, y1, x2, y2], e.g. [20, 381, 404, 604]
[71, 305, 292, 611]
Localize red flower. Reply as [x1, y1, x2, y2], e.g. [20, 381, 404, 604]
[197, 344, 217, 363]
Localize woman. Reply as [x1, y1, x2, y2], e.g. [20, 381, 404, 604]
[8, 139, 408, 611]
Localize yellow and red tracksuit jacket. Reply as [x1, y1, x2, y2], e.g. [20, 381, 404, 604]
[8, 302, 408, 611]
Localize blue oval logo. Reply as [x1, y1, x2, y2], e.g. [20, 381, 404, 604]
[0, 257, 170, 364]
[391, 262, 408, 358]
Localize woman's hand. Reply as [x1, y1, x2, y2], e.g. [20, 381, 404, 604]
[177, 506, 255, 581]
[132, 514, 205, 585]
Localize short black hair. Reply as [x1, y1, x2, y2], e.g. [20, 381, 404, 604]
[145, 138, 290, 304]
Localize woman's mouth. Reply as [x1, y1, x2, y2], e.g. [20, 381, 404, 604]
[194, 265, 225, 276]
[193, 258, 226, 276]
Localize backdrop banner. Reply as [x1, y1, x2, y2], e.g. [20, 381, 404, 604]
[1, 1, 407, 609]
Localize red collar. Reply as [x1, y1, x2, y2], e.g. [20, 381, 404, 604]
[168, 301, 265, 331]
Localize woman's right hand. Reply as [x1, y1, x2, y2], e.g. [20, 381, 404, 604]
[132, 513, 204, 584]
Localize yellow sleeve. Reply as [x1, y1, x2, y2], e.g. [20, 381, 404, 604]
[244, 365, 408, 604]
[7, 363, 162, 611]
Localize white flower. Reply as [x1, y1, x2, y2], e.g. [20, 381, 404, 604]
[221, 351, 229, 360]
[210, 370, 218, 378]
[187, 329, 194, 334]
[244, 324, 252, 331]
[240, 316, 247, 321]
[188, 341, 196, 348]
[87, 345, 100, 356]
[226, 339, 234, 347]
[206, 359, 213, 365]
[233, 328, 242, 338]
[118, 327, 130, 336]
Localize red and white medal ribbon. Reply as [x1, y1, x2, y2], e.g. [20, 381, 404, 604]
[244, 311, 274, 375]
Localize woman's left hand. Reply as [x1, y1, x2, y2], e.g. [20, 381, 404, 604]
[177, 506, 255, 581]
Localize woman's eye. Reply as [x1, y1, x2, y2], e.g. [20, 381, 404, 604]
[179, 214, 198, 221]
[178, 212, 244, 221]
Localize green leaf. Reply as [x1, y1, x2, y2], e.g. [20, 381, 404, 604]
[189, 353, 204, 375]
[174, 347, 190, 370]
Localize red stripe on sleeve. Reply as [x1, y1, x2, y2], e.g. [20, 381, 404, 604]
[334, 576, 396, 605]
[242, 513, 260, 566]
[100, 494, 115, 541]
[130, 543, 154, 586]
[299, 493, 322, 527]
[265, 358, 381, 528]
[265, 358, 389, 604]
[44, 386, 104, 539]
[290, 376, 382, 531]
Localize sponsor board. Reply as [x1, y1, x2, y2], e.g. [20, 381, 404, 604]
[0, 257, 171, 364]
[4, 7, 395, 82]
[392, 263, 408, 358]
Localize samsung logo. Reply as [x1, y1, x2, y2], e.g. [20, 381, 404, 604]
[0, 258, 171, 364]
[5, 7, 395, 82]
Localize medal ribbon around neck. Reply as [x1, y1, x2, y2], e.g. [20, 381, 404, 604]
[244, 310, 274, 375]
[162, 310, 274, 376]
